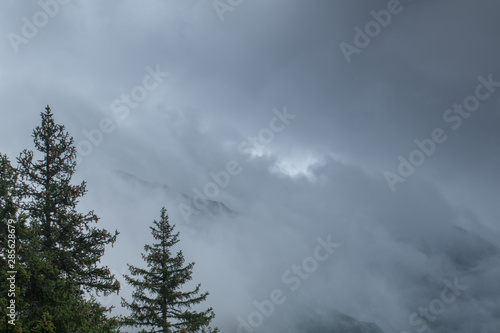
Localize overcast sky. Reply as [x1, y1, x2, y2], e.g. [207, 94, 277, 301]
[1, 1, 500, 332]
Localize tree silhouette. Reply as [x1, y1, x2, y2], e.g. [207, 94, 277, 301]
[122, 207, 219, 333]
[13, 106, 120, 331]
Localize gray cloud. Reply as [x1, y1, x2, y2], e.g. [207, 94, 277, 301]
[1, 0, 500, 332]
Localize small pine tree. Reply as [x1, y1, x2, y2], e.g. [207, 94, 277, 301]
[14, 106, 120, 331]
[122, 207, 219, 333]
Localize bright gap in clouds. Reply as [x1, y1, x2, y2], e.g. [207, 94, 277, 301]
[269, 153, 327, 181]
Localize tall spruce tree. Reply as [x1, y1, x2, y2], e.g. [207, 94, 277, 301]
[121, 207, 219, 333]
[14, 106, 121, 331]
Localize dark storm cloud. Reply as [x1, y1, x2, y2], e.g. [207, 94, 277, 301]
[1, 1, 499, 332]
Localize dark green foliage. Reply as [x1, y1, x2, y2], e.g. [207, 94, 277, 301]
[0, 154, 18, 223]
[0, 154, 27, 332]
[17, 106, 119, 293]
[1, 106, 121, 331]
[122, 207, 219, 333]
[1, 106, 219, 332]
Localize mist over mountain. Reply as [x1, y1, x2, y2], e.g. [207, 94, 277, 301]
[113, 169, 235, 222]
[2, 0, 500, 332]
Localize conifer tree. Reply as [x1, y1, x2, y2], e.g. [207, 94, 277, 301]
[14, 106, 121, 331]
[0, 154, 18, 223]
[0, 154, 27, 332]
[122, 207, 219, 333]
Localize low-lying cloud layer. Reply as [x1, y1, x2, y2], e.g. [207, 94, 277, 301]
[1, 1, 499, 332]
